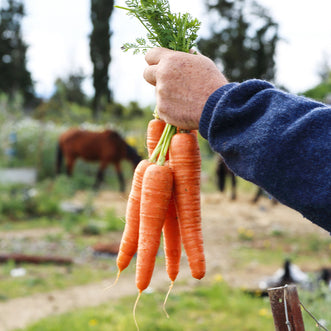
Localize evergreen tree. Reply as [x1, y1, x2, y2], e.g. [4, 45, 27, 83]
[198, 0, 280, 82]
[89, 0, 114, 118]
[52, 71, 87, 106]
[0, 0, 34, 104]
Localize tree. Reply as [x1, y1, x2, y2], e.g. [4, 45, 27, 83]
[198, 0, 280, 82]
[302, 54, 331, 103]
[0, 0, 34, 104]
[89, 0, 114, 118]
[52, 71, 87, 106]
[303, 73, 331, 103]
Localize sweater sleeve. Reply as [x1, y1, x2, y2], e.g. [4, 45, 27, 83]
[199, 79, 331, 232]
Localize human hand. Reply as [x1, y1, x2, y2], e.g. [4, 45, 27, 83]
[144, 48, 228, 130]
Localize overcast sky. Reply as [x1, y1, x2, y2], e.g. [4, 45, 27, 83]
[20, 0, 331, 105]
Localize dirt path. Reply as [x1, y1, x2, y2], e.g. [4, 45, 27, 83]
[0, 268, 183, 331]
[0, 191, 329, 330]
[0, 258, 194, 331]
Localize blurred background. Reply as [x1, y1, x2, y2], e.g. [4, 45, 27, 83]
[0, 0, 330, 330]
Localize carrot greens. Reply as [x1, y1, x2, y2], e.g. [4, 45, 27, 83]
[116, 0, 201, 54]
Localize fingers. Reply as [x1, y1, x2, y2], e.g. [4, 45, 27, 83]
[143, 48, 163, 86]
[145, 47, 174, 65]
[143, 65, 156, 86]
[144, 48, 174, 86]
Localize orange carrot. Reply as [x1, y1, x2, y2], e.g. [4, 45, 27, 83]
[163, 194, 181, 282]
[116, 159, 151, 274]
[147, 120, 181, 281]
[169, 131, 205, 280]
[117, 117, 166, 278]
[136, 163, 173, 292]
[147, 119, 181, 317]
[161, 192, 182, 318]
[146, 118, 166, 157]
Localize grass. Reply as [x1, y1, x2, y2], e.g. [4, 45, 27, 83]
[15, 282, 275, 331]
[0, 212, 126, 300]
[232, 231, 331, 269]
[14, 280, 331, 331]
[0, 217, 58, 231]
[0, 184, 124, 235]
[0, 259, 120, 301]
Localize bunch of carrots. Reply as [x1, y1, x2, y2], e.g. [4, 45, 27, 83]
[113, 115, 205, 326]
[116, 115, 205, 284]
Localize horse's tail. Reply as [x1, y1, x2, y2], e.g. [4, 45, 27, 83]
[56, 143, 63, 175]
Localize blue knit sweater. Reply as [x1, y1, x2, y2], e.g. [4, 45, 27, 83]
[199, 79, 331, 232]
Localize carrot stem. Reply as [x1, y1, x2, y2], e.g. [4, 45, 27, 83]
[149, 125, 168, 163]
[157, 125, 176, 166]
[153, 106, 159, 119]
[149, 123, 176, 164]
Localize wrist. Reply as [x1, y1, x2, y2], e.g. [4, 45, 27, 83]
[199, 83, 239, 139]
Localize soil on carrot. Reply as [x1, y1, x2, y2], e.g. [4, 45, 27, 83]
[0, 190, 329, 331]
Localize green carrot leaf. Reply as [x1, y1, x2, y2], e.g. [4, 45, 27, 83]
[115, 0, 201, 54]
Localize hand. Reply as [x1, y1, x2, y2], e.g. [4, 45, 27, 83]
[144, 48, 228, 130]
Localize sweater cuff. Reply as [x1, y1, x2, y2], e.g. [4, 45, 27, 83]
[199, 83, 239, 139]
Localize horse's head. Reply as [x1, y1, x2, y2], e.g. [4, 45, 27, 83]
[105, 129, 142, 167]
[125, 143, 142, 167]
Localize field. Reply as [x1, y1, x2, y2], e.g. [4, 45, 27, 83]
[0, 186, 330, 331]
[0, 110, 330, 330]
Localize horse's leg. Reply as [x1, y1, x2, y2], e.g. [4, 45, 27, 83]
[216, 161, 226, 192]
[114, 163, 125, 192]
[252, 187, 263, 203]
[65, 156, 75, 177]
[231, 173, 237, 200]
[94, 163, 107, 190]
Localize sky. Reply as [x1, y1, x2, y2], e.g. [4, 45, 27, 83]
[19, 0, 331, 106]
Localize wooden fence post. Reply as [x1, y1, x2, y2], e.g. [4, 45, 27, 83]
[268, 284, 305, 331]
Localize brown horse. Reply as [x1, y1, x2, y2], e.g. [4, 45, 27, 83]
[56, 128, 141, 191]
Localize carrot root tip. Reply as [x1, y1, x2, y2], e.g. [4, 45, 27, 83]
[133, 290, 142, 331]
[104, 270, 121, 291]
[162, 281, 174, 319]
